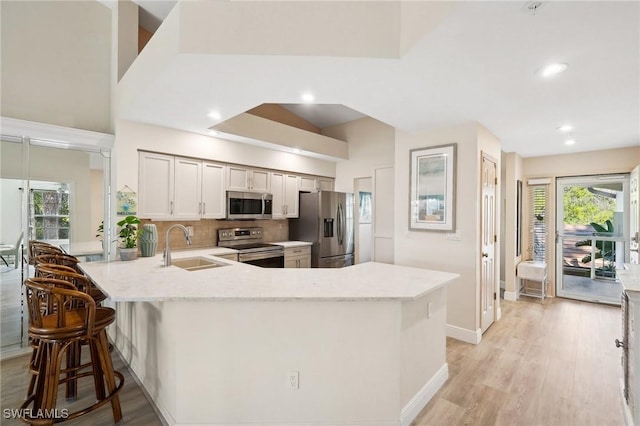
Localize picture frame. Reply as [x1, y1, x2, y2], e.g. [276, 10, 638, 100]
[409, 143, 456, 231]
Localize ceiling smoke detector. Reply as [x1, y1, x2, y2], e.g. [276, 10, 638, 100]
[524, 1, 543, 15]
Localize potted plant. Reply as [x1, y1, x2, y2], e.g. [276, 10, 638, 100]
[117, 215, 140, 261]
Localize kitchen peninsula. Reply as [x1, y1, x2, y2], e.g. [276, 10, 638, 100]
[80, 250, 458, 426]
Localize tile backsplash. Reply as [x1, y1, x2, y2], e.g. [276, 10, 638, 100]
[139, 219, 289, 253]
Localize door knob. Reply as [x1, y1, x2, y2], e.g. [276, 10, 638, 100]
[482, 252, 488, 258]
[616, 338, 626, 349]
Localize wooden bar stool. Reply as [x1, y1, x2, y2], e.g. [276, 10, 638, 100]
[33, 264, 108, 400]
[21, 278, 123, 425]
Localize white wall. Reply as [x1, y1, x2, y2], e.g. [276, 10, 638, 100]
[394, 122, 501, 336]
[0, 178, 23, 244]
[115, 120, 336, 194]
[323, 117, 395, 193]
[324, 118, 395, 264]
[502, 152, 523, 300]
[1, 1, 112, 133]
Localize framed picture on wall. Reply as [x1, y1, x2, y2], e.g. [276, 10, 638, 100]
[409, 143, 457, 231]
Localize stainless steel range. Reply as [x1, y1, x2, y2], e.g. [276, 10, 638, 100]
[217, 227, 284, 268]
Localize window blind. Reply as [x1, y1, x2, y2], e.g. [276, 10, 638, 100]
[528, 183, 549, 262]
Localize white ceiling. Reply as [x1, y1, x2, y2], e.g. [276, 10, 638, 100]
[124, 1, 639, 158]
[279, 104, 367, 129]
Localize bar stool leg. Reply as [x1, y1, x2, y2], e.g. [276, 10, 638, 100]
[96, 331, 122, 423]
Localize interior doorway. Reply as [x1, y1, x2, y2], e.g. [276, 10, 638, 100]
[555, 175, 629, 304]
[354, 177, 372, 264]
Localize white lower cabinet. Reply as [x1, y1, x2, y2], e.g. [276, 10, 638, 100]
[284, 246, 311, 268]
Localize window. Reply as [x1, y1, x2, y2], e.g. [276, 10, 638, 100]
[528, 180, 549, 263]
[30, 185, 70, 241]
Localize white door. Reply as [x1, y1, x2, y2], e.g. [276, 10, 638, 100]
[373, 166, 394, 264]
[631, 166, 639, 264]
[481, 154, 497, 333]
[201, 162, 225, 219]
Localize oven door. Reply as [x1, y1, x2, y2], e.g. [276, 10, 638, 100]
[239, 251, 284, 268]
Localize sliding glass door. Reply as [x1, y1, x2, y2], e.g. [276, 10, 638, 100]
[556, 175, 629, 304]
[0, 132, 111, 356]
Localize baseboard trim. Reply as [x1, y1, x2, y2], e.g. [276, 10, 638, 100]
[400, 363, 449, 426]
[504, 291, 518, 301]
[446, 324, 482, 344]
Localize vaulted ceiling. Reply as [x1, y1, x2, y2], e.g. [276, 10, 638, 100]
[121, 1, 639, 158]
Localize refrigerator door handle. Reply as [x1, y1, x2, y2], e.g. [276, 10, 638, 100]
[337, 203, 344, 245]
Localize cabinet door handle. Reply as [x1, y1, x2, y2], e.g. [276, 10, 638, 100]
[285, 204, 288, 215]
[203, 202, 206, 215]
[170, 201, 174, 215]
[198, 202, 202, 214]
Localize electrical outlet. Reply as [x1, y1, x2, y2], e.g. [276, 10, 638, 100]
[287, 371, 299, 390]
[186, 226, 194, 237]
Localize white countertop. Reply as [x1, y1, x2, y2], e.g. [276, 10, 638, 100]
[620, 263, 640, 293]
[270, 241, 313, 248]
[79, 248, 458, 302]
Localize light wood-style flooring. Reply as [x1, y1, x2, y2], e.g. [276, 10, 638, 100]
[414, 298, 623, 425]
[1, 297, 622, 425]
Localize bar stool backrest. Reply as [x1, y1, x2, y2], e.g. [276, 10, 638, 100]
[24, 277, 95, 339]
[36, 264, 91, 295]
[33, 253, 80, 272]
[29, 241, 62, 258]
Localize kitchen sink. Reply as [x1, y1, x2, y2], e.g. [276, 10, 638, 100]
[172, 257, 228, 271]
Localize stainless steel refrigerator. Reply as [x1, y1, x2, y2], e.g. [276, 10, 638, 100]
[290, 191, 354, 268]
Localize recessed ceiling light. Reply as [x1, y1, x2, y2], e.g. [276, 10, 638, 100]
[565, 139, 576, 146]
[557, 124, 574, 133]
[540, 63, 568, 78]
[300, 92, 315, 103]
[207, 111, 221, 120]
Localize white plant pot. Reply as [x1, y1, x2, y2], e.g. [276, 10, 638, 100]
[119, 247, 138, 261]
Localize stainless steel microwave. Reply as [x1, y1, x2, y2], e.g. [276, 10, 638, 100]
[226, 191, 273, 220]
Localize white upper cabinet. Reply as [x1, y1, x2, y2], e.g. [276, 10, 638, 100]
[227, 166, 270, 192]
[271, 173, 299, 219]
[318, 178, 334, 192]
[201, 161, 226, 219]
[284, 174, 299, 218]
[139, 153, 226, 220]
[139, 152, 175, 219]
[298, 176, 335, 192]
[174, 157, 202, 220]
[299, 176, 316, 192]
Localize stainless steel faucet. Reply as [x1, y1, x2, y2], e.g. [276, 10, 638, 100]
[163, 224, 192, 266]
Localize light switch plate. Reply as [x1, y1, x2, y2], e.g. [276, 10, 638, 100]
[446, 231, 461, 241]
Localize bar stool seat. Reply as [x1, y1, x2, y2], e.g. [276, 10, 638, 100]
[22, 278, 123, 425]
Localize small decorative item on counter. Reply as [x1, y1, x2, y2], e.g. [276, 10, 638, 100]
[140, 224, 158, 257]
[117, 215, 140, 261]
